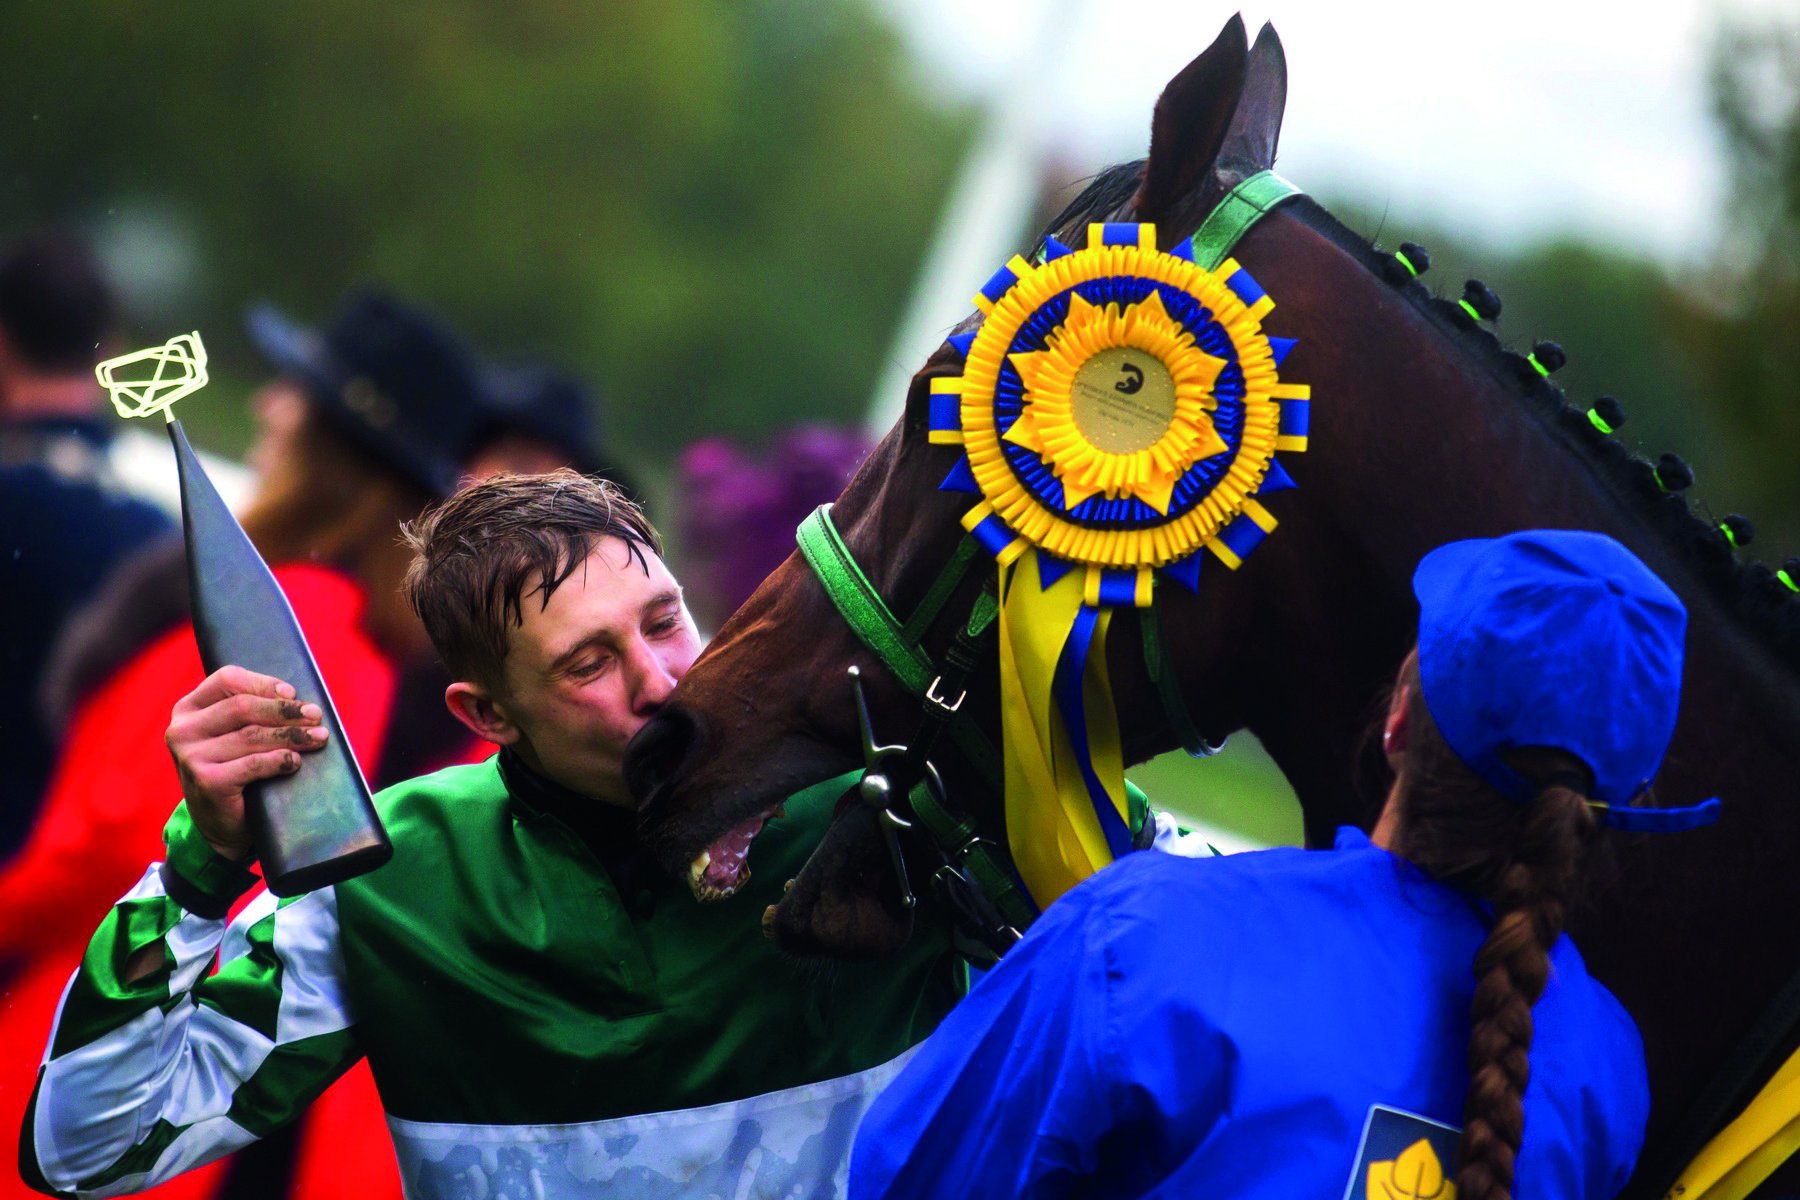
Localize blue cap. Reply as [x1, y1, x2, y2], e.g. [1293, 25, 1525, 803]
[1413, 529, 1719, 831]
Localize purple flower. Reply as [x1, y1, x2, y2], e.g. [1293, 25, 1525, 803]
[677, 425, 874, 629]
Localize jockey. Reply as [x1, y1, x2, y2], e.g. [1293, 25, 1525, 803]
[848, 528, 1720, 1199]
[21, 471, 963, 1199]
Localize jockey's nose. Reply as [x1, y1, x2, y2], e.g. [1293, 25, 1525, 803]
[633, 655, 678, 716]
[624, 704, 700, 812]
[625, 635, 681, 717]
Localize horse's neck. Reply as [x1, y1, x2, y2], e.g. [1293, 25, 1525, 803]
[1240, 211, 1800, 1143]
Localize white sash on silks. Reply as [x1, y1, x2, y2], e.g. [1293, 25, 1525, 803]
[387, 1045, 919, 1199]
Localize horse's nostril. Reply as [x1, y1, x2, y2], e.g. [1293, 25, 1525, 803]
[625, 706, 701, 810]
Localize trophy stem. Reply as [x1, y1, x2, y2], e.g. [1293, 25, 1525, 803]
[168, 420, 392, 894]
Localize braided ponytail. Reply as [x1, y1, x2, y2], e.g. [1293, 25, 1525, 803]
[1453, 781, 1595, 1200]
[1388, 657, 1602, 1200]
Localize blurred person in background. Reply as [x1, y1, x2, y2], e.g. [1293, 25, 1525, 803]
[0, 230, 174, 855]
[34, 355, 620, 768]
[469, 361, 617, 483]
[0, 290, 498, 1200]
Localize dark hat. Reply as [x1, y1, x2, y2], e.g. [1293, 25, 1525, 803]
[477, 362, 641, 497]
[1413, 529, 1719, 832]
[478, 363, 603, 475]
[244, 290, 485, 498]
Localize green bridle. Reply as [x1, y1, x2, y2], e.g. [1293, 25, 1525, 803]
[795, 170, 1304, 960]
[797, 503, 1037, 953]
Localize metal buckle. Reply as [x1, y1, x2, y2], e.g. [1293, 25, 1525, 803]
[925, 675, 966, 713]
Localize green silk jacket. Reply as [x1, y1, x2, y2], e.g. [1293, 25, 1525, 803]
[22, 754, 963, 1198]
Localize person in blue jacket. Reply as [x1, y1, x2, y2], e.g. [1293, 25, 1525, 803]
[848, 529, 1721, 1200]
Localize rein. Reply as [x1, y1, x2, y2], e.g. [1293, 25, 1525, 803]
[797, 504, 1032, 959]
[798, 502, 1160, 961]
[795, 507, 1001, 787]
[1635, 973, 1800, 1199]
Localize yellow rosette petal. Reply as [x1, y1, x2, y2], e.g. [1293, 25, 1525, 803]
[953, 224, 1297, 580]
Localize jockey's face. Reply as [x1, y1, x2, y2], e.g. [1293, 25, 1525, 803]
[488, 537, 702, 806]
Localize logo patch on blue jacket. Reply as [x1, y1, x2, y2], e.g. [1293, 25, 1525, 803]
[1345, 1105, 1462, 1199]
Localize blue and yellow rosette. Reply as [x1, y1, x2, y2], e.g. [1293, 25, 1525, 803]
[932, 222, 1309, 906]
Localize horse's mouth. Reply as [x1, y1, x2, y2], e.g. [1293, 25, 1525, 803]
[684, 801, 786, 902]
[756, 802, 914, 959]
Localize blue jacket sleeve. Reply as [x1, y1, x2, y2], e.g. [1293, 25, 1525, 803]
[848, 879, 1121, 1200]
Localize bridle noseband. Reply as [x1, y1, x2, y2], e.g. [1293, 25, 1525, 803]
[801, 507, 1029, 962]
[800, 502, 1177, 963]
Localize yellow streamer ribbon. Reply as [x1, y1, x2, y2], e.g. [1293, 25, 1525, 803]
[1666, 1044, 1800, 1200]
[997, 549, 1130, 906]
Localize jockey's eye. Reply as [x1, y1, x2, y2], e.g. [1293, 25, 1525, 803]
[567, 656, 611, 681]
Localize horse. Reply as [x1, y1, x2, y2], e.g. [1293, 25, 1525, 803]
[626, 18, 1800, 1195]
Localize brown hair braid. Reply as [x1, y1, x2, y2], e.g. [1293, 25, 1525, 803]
[1388, 655, 1600, 1200]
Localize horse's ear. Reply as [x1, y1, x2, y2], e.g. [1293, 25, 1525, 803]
[1217, 22, 1287, 177]
[1132, 15, 1249, 227]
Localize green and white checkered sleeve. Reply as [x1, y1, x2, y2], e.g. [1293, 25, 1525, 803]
[21, 804, 361, 1198]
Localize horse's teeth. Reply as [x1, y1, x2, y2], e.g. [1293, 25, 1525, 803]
[762, 904, 778, 939]
[697, 875, 744, 903]
[688, 850, 711, 887]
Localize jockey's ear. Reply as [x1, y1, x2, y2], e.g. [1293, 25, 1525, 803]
[1132, 14, 1249, 231]
[1216, 23, 1287, 182]
[445, 680, 521, 748]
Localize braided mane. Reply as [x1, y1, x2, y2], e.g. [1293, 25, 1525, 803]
[1032, 163, 1800, 678]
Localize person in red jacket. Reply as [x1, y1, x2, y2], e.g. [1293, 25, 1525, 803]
[0, 292, 498, 1200]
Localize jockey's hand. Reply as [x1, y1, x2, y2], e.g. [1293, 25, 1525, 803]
[165, 666, 328, 861]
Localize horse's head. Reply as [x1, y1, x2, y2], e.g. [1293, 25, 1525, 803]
[629, 17, 1299, 957]
[626, 371, 982, 956]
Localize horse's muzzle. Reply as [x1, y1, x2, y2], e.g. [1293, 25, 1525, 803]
[624, 704, 702, 815]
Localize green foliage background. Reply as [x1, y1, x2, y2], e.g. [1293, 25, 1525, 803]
[0, 0, 970, 461]
[3, 4, 1794, 846]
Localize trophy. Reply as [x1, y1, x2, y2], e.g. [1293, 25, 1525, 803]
[97, 333, 392, 895]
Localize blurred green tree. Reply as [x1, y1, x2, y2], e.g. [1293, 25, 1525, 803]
[1666, 18, 1800, 546]
[0, 0, 969, 461]
[1323, 196, 1740, 519]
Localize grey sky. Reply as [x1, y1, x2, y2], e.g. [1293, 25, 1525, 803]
[876, 0, 1794, 264]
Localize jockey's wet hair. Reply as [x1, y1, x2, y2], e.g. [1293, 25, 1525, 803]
[1387, 651, 1604, 1200]
[402, 469, 662, 691]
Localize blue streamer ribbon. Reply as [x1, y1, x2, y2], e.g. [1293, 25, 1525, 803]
[1050, 604, 1135, 860]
